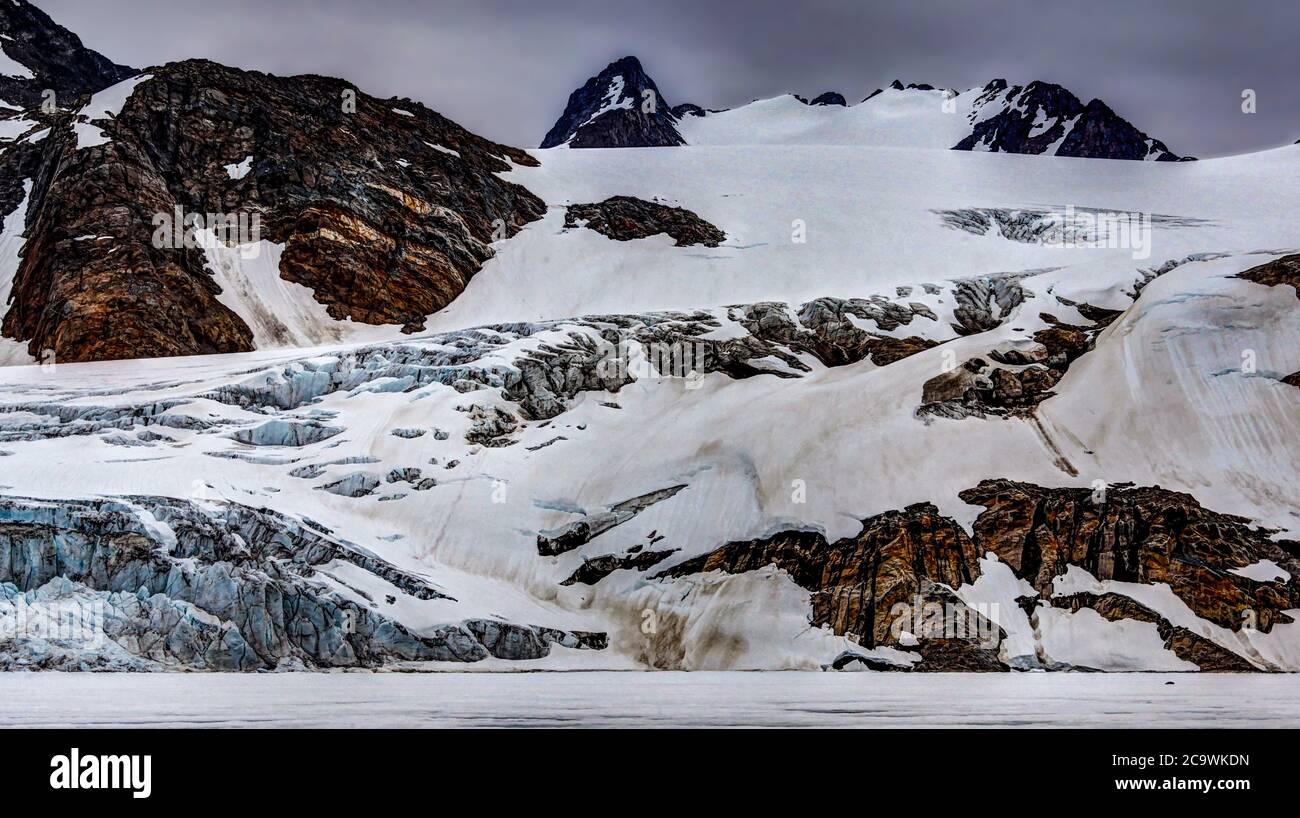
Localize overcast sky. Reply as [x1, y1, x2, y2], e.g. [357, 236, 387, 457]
[44, 0, 1300, 157]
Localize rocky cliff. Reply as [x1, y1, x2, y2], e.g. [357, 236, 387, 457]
[0, 59, 545, 363]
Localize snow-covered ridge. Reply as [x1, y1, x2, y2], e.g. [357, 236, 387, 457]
[547, 58, 1189, 159]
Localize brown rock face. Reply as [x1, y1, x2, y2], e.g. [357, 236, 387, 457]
[959, 479, 1300, 633]
[659, 502, 1005, 670]
[564, 196, 725, 247]
[1, 59, 546, 363]
[1236, 253, 1300, 297]
[656, 478, 1299, 670]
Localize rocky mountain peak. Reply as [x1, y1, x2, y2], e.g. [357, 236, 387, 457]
[808, 91, 846, 106]
[956, 78, 1190, 161]
[540, 55, 684, 148]
[0, 0, 135, 110]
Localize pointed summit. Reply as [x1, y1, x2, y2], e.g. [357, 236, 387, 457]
[0, 0, 135, 110]
[540, 56, 684, 148]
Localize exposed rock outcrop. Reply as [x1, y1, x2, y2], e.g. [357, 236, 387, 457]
[1236, 253, 1300, 296]
[1051, 592, 1256, 671]
[808, 92, 847, 107]
[658, 502, 1005, 671]
[654, 478, 1298, 671]
[960, 479, 1300, 633]
[954, 79, 1190, 161]
[538, 485, 687, 556]
[920, 303, 1121, 419]
[564, 196, 726, 247]
[1, 58, 545, 363]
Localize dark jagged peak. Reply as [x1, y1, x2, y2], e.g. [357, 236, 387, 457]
[0, 0, 135, 111]
[671, 102, 707, 118]
[862, 88, 884, 102]
[809, 91, 846, 107]
[540, 55, 684, 148]
[1057, 97, 1191, 161]
[885, 80, 942, 93]
[956, 78, 1191, 161]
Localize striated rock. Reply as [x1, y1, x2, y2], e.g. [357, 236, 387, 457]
[659, 502, 1005, 670]
[960, 479, 1300, 633]
[1052, 591, 1256, 671]
[1, 57, 545, 363]
[564, 196, 726, 247]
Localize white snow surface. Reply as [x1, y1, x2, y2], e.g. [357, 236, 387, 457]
[0, 138, 1298, 671]
[0, 44, 33, 79]
[70, 74, 151, 150]
[224, 156, 253, 180]
[5, 672, 1300, 728]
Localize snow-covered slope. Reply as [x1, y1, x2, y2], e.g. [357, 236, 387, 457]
[676, 87, 974, 148]
[431, 143, 1294, 328]
[2, 138, 1297, 672]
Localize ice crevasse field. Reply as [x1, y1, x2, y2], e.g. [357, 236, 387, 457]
[1, 109, 1299, 682]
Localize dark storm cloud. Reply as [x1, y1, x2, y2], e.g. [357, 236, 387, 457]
[43, 0, 1300, 157]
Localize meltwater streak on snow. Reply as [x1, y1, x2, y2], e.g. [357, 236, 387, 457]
[201, 232, 407, 349]
[2, 673, 1300, 728]
[0, 179, 32, 365]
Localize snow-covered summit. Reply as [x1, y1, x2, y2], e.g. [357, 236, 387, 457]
[545, 58, 1190, 160]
